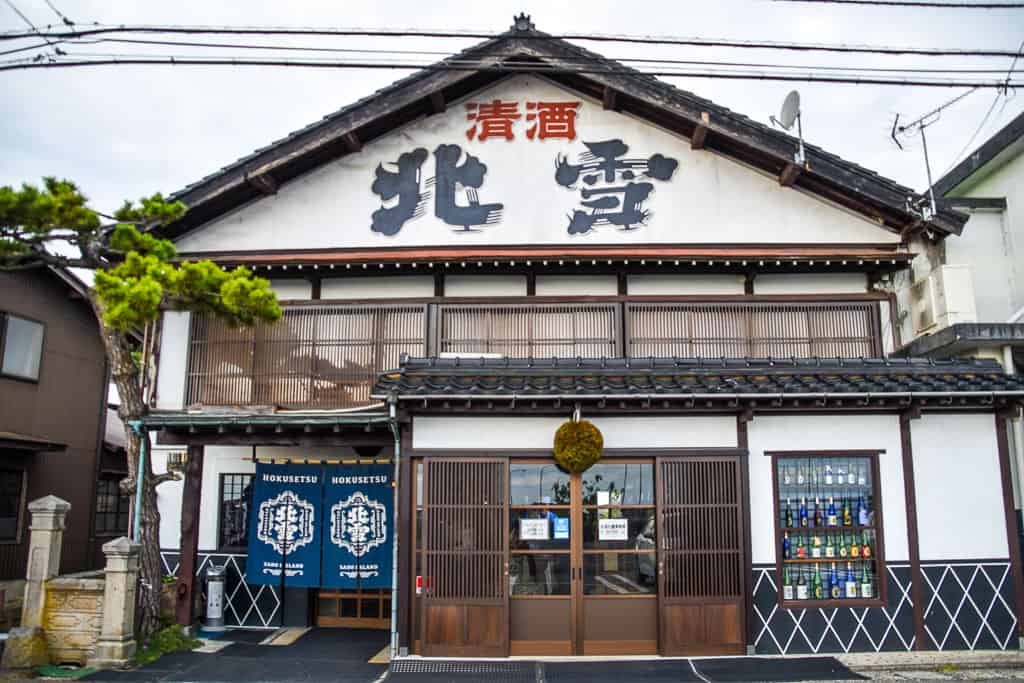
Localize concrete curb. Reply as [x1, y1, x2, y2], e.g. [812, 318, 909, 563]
[838, 650, 1024, 673]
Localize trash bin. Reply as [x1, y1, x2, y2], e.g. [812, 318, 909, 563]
[204, 564, 226, 632]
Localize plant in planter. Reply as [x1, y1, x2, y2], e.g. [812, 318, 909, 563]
[553, 420, 604, 473]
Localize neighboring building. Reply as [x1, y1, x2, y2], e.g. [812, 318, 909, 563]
[0, 267, 129, 581]
[147, 17, 1024, 657]
[895, 110, 1024, 568]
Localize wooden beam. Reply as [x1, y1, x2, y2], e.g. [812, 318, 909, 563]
[428, 90, 446, 114]
[899, 414, 927, 650]
[175, 445, 204, 628]
[779, 162, 803, 187]
[342, 132, 362, 154]
[602, 86, 618, 111]
[996, 414, 1024, 638]
[690, 112, 710, 150]
[246, 173, 278, 195]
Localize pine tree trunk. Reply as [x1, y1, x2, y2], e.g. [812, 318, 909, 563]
[89, 295, 164, 637]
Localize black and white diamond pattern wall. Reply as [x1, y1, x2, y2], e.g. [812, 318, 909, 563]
[921, 561, 1017, 651]
[161, 550, 281, 629]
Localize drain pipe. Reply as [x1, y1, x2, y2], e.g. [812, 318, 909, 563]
[387, 396, 401, 660]
[128, 420, 147, 541]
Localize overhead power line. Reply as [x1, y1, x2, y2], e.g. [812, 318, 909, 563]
[775, 0, 1024, 7]
[0, 24, 1021, 58]
[0, 54, 1020, 88]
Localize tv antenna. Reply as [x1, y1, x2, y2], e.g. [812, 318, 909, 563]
[770, 90, 806, 167]
[891, 87, 979, 221]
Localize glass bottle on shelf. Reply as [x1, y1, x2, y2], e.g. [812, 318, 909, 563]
[843, 497, 853, 526]
[847, 460, 857, 486]
[799, 497, 808, 528]
[813, 496, 823, 527]
[861, 530, 872, 559]
[811, 532, 822, 559]
[857, 462, 867, 487]
[796, 567, 809, 600]
[824, 463, 834, 486]
[860, 563, 874, 599]
[824, 532, 835, 559]
[783, 531, 791, 559]
[858, 494, 870, 526]
[797, 535, 807, 559]
[797, 463, 806, 486]
[827, 496, 838, 526]
[784, 498, 793, 528]
[837, 532, 848, 559]
[813, 564, 824, 600]
[844, 562, 858, 598]
[850, 532, 860, 558]
[783, 566, 794, 600]
[836, 462, 846, 485]
[783, 464, 793, 486]
[829, 563, 841, 599]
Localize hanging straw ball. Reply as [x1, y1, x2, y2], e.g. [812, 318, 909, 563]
[553, 419, 604, 473]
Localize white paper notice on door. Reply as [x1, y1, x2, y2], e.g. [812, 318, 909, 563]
[598, 518, 628, 541]
[519, 518, 549, 541]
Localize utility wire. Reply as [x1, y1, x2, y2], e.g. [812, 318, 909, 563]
[0, 54, 1020, 87]
[0, 24, 1020, 58]
[1, 0, 58, 49]
[25, 36, 1024, 75]
[775, 0, 1024, 7]
[41, 0, 73, 26]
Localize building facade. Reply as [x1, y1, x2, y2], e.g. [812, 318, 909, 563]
[0, 267, 128, 581]
[147, 17, 1024, 657]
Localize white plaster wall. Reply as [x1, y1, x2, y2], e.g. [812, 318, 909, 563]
[175, 76, 897, 254]
[155, 311, 190, 410]
[753, 273, 868, 295]
[627, 274, 745, 295]
[746, 415, 907, 564]
[535, 275, 618, 296]
[911, 414, 1008, 561]
[412, 415, 736, 450]
[269, 278, 312, 300]
[445, 275, 527, 297]
[152, 447, 184, 549]
[320, 275, 434, 300]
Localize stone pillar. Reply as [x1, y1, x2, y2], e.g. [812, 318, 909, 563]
[0, 495, 71, 669]
[87, 537, 141, 669]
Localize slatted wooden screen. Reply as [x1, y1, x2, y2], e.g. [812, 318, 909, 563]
[185, 305, 426, 409]
[627, 302, 880, 358]
[421, 458, 508, 657]
[658, 457, 746, 656]
[437, 303, 621, 358]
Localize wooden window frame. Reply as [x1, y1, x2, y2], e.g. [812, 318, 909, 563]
[94, 472, 130, 537]
[767, 449, 887, 609]
[0, 466, 28, 544]
[0, 311, 46, 383]
[216, 472, 254, 552]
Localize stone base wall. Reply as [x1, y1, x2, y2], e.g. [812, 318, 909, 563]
[43, 571, 105, 665]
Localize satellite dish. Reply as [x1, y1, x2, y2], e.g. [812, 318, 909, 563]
[779, 90, 801, 131]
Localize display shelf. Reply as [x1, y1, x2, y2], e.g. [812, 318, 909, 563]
[780, 525, 874, 532]
[781, 557, 875, 564]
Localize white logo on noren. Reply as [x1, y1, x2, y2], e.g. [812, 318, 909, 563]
[330, 491, 387, 558]
[256, 490, 316, 555]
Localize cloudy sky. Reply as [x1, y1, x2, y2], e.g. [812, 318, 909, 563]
[0, 0, 1021, 214]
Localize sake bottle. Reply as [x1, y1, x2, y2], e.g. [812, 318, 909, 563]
[785, 498, 795, 528]
[824, 463, 834, 486]
[844, 562, 858, 598]
[847, 461, 857, 486]
[797, 464, 806, 486]
[838, 532, 848, 559]
[813, 496, 823, 527]
[858, 495, 870, 526]
[783, 565, 794, 600]
[861, 530, 872, 559]
[783, 464, 793, 486]
[850, 532, 860, 559]
[797, 534, 807, 559]
[860, 564, 874, 599]
[799, 497, 809, 527]
[826, 496, 838, 527]
[825, 532, 835, 559]
[857, 462, 867, 487]
[829, 563, 841, 599]
[811, 532, 822, 559]
[843, 497, 853, 526]
[813, 564, 824, 600]
[797, 568, 809, 600]
[783, 531, 791, 559]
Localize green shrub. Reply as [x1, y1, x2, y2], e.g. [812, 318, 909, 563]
[134, 624, 202, 667]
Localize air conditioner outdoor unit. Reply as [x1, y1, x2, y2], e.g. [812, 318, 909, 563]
[909, 264, 977, 335]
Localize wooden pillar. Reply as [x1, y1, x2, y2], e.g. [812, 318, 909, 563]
[996, 413, 1024, 639]
[899, 412, 927, 650]
[175, 445, 204, 627]
[737, 414, 755, 654]
[396, 428, 413, 653]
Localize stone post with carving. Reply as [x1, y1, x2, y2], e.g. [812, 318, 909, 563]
[87, 537, 141, 669]
[0, 495, 71, 669]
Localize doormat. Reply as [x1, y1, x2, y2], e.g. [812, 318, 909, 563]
[389, 660, 536, 682]
[692, 656, 866, 681]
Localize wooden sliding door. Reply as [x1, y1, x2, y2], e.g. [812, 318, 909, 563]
[658, 456, 746, 656]
[420, 457, 508, 657]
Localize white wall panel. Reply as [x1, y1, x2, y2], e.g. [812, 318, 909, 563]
[269, 278, 312, 300]
[320, 276, 434, 300]
[413, 416, 736, 450]
[445, 275, 527, 297]
[153, 448, 183, 549]
[176, 76, 896, 254]
[155, 311, 190, 410]
[753, 273, 868, 295]
[535, 275, 618, 296]
[627, 274, 745, 295]
[912, 414, 1008, 561]
[746, 415, 906, 564]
